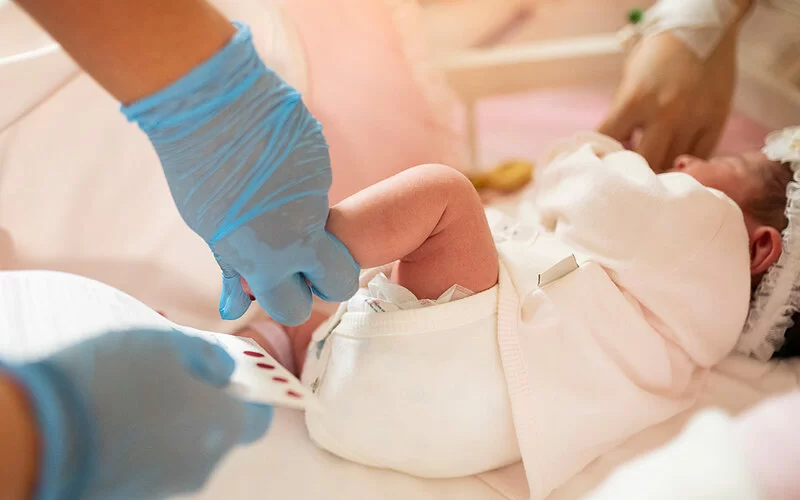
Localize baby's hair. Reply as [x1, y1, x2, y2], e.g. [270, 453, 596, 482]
[746, 160, 793, 232]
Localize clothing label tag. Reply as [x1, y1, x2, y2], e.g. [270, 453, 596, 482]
[537, 254, 579, 287]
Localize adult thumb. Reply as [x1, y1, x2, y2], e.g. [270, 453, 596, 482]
[172, 333, 236, 387]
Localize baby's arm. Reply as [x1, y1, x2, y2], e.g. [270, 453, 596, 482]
[328, 164, 498, 299]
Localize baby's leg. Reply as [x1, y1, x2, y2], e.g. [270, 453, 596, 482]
[237, 164, 496, 373]
[328, 164, 498, 298]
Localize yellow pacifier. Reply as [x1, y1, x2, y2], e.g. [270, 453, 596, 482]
[468, 159, 534, 193]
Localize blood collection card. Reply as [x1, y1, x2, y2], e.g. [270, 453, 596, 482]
[188, 330, 322, 412]
[0, 270, 321, 411]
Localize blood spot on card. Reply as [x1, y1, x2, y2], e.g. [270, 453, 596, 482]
[287, 390, 302, 399]
[256, 362, 276, 370]
[272, 376, 289, 383]
[243, 351, 265, 358]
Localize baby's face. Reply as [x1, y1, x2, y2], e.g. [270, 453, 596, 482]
[670, 150, 789, 282]
[667, 151, 769, 209]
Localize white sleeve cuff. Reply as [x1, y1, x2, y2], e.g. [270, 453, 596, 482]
[619, 0, 738, 60]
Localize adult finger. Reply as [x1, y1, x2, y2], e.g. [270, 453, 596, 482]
[305, 233, 360, 303]
[690, 123, 725, 160]
[636, 120, 674, 173]
[214, 252, 252, 321]
[249, 273, 313, 327]
[597, 99, 640, 144]
[663, 126, 696, 172]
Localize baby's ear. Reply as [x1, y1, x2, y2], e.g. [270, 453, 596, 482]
[750, 226, 783, 276]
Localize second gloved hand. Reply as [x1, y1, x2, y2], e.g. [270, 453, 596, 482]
[7, 329, 273, 499]
[123, 23, 359, 326]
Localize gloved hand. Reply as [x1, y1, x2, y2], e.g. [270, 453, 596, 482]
[122, 22, 359, 326]
[6, 329, 273, 499]
[598, 27, 738, 173]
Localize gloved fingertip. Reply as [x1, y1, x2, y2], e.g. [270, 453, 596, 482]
[219, 277, 251, 320]
[178, 338, 236, 387]
[264, 306, 310, 328]
[310, 275, 358, 303]
[240, 403, 274, 444]
[255, 275, 313, 327]
[308, 234, 360, 303]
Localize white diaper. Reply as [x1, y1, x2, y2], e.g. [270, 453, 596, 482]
[346, 271, 474, 313]
[302, 267, 520, 478]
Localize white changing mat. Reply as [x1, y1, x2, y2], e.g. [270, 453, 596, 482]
[186, 353, 800, 500]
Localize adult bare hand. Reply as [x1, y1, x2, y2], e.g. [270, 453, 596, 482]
[598, 27, 739, 172]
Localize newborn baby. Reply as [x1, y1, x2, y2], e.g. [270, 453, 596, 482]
[237, 133, 791, 499]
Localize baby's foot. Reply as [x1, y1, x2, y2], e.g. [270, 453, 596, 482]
[238, 277, 331, 374]
[234, 320, 297, 375]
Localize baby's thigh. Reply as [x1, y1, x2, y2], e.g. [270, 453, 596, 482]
[395, 167, 498, 298]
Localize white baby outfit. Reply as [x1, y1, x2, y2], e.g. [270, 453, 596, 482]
[303, 140, 751, 499]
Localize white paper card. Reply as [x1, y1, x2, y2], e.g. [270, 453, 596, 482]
[0, 270, 320, 411]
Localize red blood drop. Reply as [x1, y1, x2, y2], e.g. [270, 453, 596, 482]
[241, 277, 253, 296]
[272, 376, 289, 383]
[243, 351, 265, 358]
[286, 390, 302, 398]
[256, 362, 275, 370]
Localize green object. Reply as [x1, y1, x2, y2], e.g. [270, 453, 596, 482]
[628, 8, 644, 24]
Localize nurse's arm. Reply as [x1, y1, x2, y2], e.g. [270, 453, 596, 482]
[13, 0, 235, 105]
[0, 373, 39, 499]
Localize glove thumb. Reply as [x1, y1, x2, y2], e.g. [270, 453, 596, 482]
[171, 333, 236, 387]
[239, 403, 274, 444]
[214, 252, 252, 320]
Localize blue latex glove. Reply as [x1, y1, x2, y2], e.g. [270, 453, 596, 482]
[6, 329, 273, 499]
[122, 23, 359, 326]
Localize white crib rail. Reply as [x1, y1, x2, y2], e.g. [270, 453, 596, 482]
[440, 33, 623, 101]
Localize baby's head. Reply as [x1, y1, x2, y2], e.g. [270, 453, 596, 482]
[669, 151, 793, 286]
